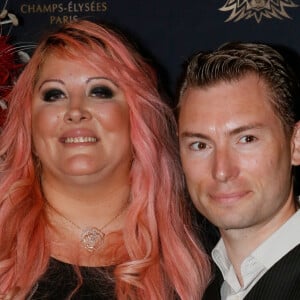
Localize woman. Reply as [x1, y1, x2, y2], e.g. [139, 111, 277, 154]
[0, 20, 210, 299]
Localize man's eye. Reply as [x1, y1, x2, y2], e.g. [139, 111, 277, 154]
[43, 89, 65, 102]
[190, 142, 207, 151]
[90, 86, 114, 98]
[240, 135, 257, 143]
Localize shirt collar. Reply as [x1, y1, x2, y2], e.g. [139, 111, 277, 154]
[211, 210, 300, 293]
[252, 209, 300, 268]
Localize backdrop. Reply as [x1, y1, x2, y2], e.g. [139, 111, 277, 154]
[3, 0, 300, 95]
[2, 0, 300, 249]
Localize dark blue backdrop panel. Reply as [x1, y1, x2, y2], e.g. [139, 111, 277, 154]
[4, 0, 300, 91]
[2, 0, 299, 248]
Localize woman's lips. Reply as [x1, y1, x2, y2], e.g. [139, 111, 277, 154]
[59, 129, 99, 144]
[62, 136, 97, 144]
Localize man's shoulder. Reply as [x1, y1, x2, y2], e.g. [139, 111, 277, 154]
[202, 245, 300, 300]
[244, 244, 300, 300]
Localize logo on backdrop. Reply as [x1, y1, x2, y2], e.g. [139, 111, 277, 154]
[219, 0, 298, 23]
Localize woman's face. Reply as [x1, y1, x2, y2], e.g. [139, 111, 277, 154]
[32, 54, 132, 185]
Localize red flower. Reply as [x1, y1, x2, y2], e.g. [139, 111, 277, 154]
[0, 36, 21, 127]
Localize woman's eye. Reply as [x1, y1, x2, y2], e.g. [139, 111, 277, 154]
[90, 86, 114, 98]
[43, 89, 65, 102]
[240, 135, 257, 143]
[190, 141, 207, 151]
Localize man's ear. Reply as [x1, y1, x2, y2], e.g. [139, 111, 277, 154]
[292, 121, 300, 165]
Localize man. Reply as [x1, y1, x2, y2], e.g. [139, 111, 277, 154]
[177, 42, 300, 299]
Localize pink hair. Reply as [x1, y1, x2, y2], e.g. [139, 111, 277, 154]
[0, 20, 211, 299]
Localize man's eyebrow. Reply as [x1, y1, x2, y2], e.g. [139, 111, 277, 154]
[180, 123, 265, 139]
[180, 132, 209, 139]
[229, 123, 265, 136]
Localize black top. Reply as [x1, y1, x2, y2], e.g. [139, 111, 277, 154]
[27, 257, 116, 300]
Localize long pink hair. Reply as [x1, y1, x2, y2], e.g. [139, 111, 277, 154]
[0, 20, 211, 299]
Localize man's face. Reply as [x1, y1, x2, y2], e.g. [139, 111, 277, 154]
[178, 73, 296, 235]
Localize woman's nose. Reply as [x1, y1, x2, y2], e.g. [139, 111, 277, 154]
[63, 100, 92, 123]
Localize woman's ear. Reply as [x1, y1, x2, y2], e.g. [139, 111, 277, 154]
[292, 121, 300, 165]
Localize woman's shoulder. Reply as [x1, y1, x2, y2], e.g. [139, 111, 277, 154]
[27, 257, 116, 300]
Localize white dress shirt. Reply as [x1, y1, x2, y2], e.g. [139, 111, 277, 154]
[211, 210, 300, 300]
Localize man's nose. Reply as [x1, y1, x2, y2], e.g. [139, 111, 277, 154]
[212, 147, 239, 182]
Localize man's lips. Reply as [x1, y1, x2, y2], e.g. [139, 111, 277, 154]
[209, 190, 251, 203]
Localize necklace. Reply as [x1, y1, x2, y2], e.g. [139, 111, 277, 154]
[47, 202, 126, 252]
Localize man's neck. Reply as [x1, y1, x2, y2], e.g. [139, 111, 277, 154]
[220, 204, 296, 285]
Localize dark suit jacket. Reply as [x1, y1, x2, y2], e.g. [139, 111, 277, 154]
[203, 244, 300, 300]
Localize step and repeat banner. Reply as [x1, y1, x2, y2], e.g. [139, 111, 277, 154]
[1, 1, 300, 246]
[2, 0, 300, 93]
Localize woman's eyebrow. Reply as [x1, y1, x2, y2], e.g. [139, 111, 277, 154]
[38, 79, 64, 91]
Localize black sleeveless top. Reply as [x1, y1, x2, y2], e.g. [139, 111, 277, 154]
[27, 257, 117, 300]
